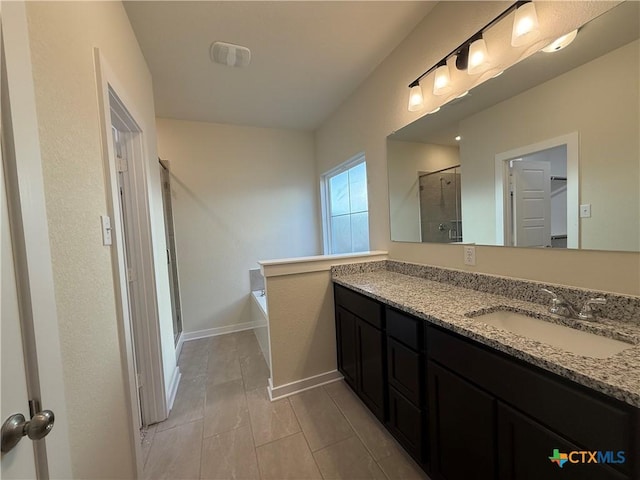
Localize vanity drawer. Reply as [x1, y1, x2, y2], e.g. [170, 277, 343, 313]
[334, 284, 382, 328]
[388, 337, 422, 405]
[386, 307, 421, 350]
[427, 326, 632, 469]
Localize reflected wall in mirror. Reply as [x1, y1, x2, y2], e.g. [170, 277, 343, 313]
[387, 1, 639, 252]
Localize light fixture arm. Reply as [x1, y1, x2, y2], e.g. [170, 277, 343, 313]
[407, 0, 528, 88]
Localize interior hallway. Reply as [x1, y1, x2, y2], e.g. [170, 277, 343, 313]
[141, 330, 429, 479]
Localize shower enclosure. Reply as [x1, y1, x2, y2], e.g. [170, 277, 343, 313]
[418, 166, 462, 243]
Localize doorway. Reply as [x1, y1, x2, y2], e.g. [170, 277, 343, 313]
[111, 126, 144, 427]
[104, 85, 168, 428]
[495, 133, 579, 248]
[508, 146, 567, 248]
[159, 160, 183, 345]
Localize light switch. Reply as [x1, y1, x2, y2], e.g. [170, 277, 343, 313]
[101, 215, 112, 246]
[580, 204, 591, 218]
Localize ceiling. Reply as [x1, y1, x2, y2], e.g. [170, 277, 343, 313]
[124, 1, 436, 131]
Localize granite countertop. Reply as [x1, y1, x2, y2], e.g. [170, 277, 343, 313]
[333, 270, 640, 408]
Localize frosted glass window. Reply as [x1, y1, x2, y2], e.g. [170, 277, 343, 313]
[329, 171, 350, 216]
[350, 212, 369, 252]
[331, 215, 352, 254]
[348, 162, 368, 213]
[322, 157, 370, 254]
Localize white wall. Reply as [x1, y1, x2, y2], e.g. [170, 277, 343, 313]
[24, 1, 174, 477]
[387, 139, 459, 242]
[316, 1, 640, 295]
[262, 252, 388, 396]
[460, 40, 639, 251]
[156, 118, 320, 334]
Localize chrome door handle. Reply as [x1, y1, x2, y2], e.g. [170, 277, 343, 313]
[1, 410, 54, 453]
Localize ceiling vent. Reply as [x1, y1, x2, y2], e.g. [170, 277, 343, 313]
[210, 42, 251, 68]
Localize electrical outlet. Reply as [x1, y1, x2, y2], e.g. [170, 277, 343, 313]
[464, 246, 476, 266]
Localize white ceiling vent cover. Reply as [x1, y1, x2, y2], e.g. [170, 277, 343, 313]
[210, 42, 251, 68]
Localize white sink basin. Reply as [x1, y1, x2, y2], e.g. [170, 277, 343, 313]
[471, 310, 633, 359]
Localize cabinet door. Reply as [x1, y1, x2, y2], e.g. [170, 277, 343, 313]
[498, 402, 628, 480]
[357, 318, 385, 420]
[336, 306, 357, 389]
[428, 361, 496, 480]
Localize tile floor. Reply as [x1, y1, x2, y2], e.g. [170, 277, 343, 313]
[142, 330, 430, 480]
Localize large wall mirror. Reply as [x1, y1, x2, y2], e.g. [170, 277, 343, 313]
[388, 2, 639, 252]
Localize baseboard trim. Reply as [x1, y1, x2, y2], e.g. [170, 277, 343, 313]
[180, 321, 265, 343]
[175, 332, 184, 360]
[166, 366, 181, 414]
[268, 370, 343, 401]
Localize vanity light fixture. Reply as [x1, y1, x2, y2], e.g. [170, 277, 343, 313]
[455, 135, 462, 141]
[433, 62, 452, 95]
[542, 29, 578, 53]
[407, 1, 539, 111]
[511, 2, 540, 47]
[408, 83, 424, 111]
[456, 91, 470, 99]
[468, 35, 491, 75]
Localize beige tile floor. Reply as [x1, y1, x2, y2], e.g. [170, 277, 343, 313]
[142, 330, 430, 480]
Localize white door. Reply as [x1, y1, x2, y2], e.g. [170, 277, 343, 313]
[1, 2, 72, 477]
[1, 115, 37, 480]
[512, 159, 551, 247]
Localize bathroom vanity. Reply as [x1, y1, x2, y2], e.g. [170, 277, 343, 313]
[333, 261, 640, 480]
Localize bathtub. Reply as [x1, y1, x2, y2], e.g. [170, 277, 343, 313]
[250, 290, 270, 368]
[251, 290, 268, 318]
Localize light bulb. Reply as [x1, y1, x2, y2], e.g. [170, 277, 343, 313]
[407, 84, 424, 112]
[511, 2, 540, 47]
[468, 38, 490, 75]
[433, 64, 452, 96]
[542, 30, 578, 53]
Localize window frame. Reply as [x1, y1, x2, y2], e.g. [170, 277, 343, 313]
[320, 153, 369, 254]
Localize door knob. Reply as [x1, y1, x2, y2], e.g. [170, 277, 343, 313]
[1, 410, 55, 453]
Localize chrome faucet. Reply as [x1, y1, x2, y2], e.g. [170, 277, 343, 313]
[541, 288, 607, 321]
[577, 297, 607, 320]
[541, 288, 579, 318]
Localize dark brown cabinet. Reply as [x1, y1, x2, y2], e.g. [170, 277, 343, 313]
[497, 402, 628, 480]
[333, 283, 639, 480]
[385, 307, 426, 465]
[427, 325, 637, 480]
[388, 386, 423, 460]
[428, 361, 496, 480]
[334, 285, 385, 420]
[357, 318, 385, 419]
[387, 337, 421, 404]
[335, 306, 357, 389]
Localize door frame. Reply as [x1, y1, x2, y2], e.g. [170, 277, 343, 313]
[159, 159, 184, 346]
[495, 132, 579, 248]
[1, 1, 72, 477]
[93, 47, 167, 472]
